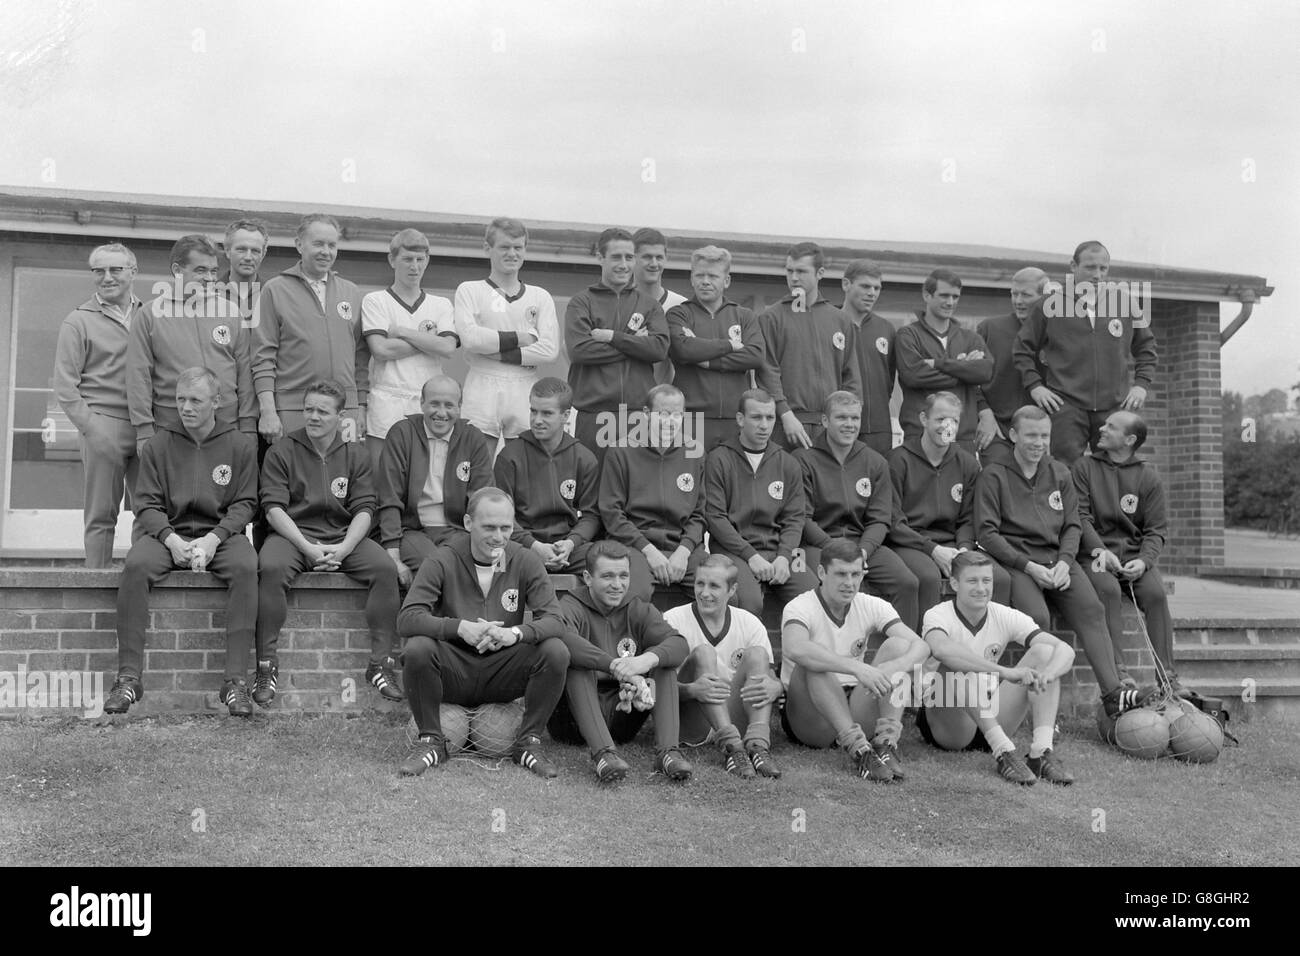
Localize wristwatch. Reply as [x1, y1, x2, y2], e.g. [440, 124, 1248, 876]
[510, 627, 523, 643]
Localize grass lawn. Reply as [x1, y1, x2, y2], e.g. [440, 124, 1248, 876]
[2, 712, 1296, 867]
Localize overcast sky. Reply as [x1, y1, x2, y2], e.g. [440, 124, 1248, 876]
[2, 0, 1296, 395]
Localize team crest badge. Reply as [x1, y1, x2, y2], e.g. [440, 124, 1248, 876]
[1120, 494, 1139, 514]
[627, 312, 645, 332]
[526, 306, 539, 323]
[850, 637, 867, 660]
[501, 588, 519, 613]
[832, 331, 846, 350]
[677, 472, 694, 492]
[727, 324, 743, 346]
[337, 301, 353, 321]
[616, 637, 637, 658]
[767, 480, 784, 500]
[211, 464, 231, 486]
[456, 460, 471, 482]
[730, 649, 744, 670]
[331, 477, 349, 499]
[876, 336, 889, 355]
[419, 319, 436, 333]
[855, 477, 872, 498]
[559, 479, 577, 500]
[1048, 490, 1063, 511]
[212, 325, 231, 346]
[951, 483, 964, 503]
[983, 643, 1002, 662]
[1108, 318, 1123, 338]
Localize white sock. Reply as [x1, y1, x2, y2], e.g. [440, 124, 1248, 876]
[984, 725, 1015, 756]
[1029, 725, 1054, 759]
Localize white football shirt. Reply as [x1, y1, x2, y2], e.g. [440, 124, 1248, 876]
[780, 589, 903, 688]
[921, 600, 1042, 665]
[453, 279, 560, 374]
[362, 288, 456, 437]
[664, 603, 773, 683]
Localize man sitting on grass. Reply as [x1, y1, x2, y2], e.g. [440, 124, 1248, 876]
[780, 539, 930, 783]
[665, 554, 783, 780]
[917, 550, 1076, 786]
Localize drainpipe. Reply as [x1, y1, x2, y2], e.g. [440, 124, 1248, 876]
[1219, 288, 1258, 346]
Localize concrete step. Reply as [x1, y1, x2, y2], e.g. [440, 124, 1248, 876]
[1181, 677, 1300, 723]
[1174, 620, 1300, 646]
[1197, 566, 1300, 590]
[1175, 644, 1300, 680]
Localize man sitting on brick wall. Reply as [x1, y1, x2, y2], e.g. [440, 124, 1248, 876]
[104, 367, 258, 716]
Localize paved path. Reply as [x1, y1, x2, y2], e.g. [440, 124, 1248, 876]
[1168, 574, 1300, 620]
[1225, 528, 1300, 570]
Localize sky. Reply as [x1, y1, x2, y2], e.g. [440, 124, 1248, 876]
[1, 0, 1297, 396]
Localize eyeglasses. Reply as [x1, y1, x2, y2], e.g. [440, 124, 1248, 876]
[90, 267, 133, 278]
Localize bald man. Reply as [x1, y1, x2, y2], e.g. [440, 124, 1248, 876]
[376, 376, 494, 582]
[976, 267, 1049, 468]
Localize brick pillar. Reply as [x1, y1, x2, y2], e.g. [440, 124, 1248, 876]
[1152, 300, 1224, 574]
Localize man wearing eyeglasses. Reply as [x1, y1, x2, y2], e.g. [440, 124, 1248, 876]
[53, 243, 145, 566]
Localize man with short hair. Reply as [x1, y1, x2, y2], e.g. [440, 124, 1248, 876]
[128, 234, 256, 456]
[975, 267, 1049, 466]
[796, 391, 920, 629]
[895, 269, 992, 453]
[103, 367, 258, 716]
[888, 390, 1008, 627]
[219, 218, 269, 320]
[667, 554, 784, 779]
[251, 213, 370, 445]
[255, 379, 401, 708]
[666, 245, 765, 452]
[1014, 241, 1158, 463]
[704, 389, 817, 616]
[377, 376, 493, 584]
[549, 541, 694, 784]
[918, 550, 1077, 786]
[397, 486, 571, 778]
[454, 217, 560, 445]
[1074, 411, 1183, 694]
[53, 242, 144, 567]
[494, 377, 601, 577]
[756, 242, 861, 450]
[565, 227, 669, 462]
[632, 227, 687, 385]
[975, 404, 1157, 718]
[841, 259, 897, 457]
[362, 228, 459, 467]
[780, 539, 930, 782]
[598, 384, 706, 602]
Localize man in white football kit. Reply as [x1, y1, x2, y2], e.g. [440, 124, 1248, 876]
[362, 229, 458, 467]
[667, 555, 783, 779]
[781, 539, 929, 782]
[919, 550, 1076, 786]
[454, 217, 560, 446]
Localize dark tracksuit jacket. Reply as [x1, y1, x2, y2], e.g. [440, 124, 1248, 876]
[376, 415, 493, 548]
[666, 298, 765, 419]
[558, 587, 689, 685]
[895, 314, 993, 443]
[251, 263, 370, 412]
[794, 434, 893, 559]
[128, 291, 257, 441]
[849, 309, 897, 438]
[1072, 451, 1167, 567]
[564, 283, 668, 411]
[887, 437, 980, 554]
[396, 537, 565, 646]
[975, 457, 1082, 571]
[598, 444, 706, 554]
[134, 423, 257, 543]
[1014, 297, 1158, 412]
[260, 428, 376, 544]
[494, 430, 601, 548]
[756, 296, 861, 421]
[975, 313, 1035, 434]
[703, 437, 806, 561]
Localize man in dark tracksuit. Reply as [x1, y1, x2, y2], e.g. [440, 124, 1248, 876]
[564, 227, 668, 463]
[1013, 241, 1158, 464]
[887, 391, 1007, 627]
[1073, 411, 1182, 693]
[397, 487, 571, 778]
[494, 377, 601, 578]
[549, 541, 694, 784]
[795, 391, 919, 629]
[704, 389, 818, 616]
[377, 377, 493, 579]
[598, 384, 707, 603]
[841, 259, 897, 458]
[256, 380, 401, 708]
[895, 269, 993, 454]
[974, 267, 1048, 468]
[666, 245, 765, 453]
[756, 242, 861, 451]
[975, 405, 1155, 718]
[104, 368, 258, 716]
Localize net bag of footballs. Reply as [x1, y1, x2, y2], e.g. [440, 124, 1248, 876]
[1162, 698, 1224, 763]
[1113, 707, 1170, 759]
[404, 704, 470, 753]
[467, 698, 525, 757]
